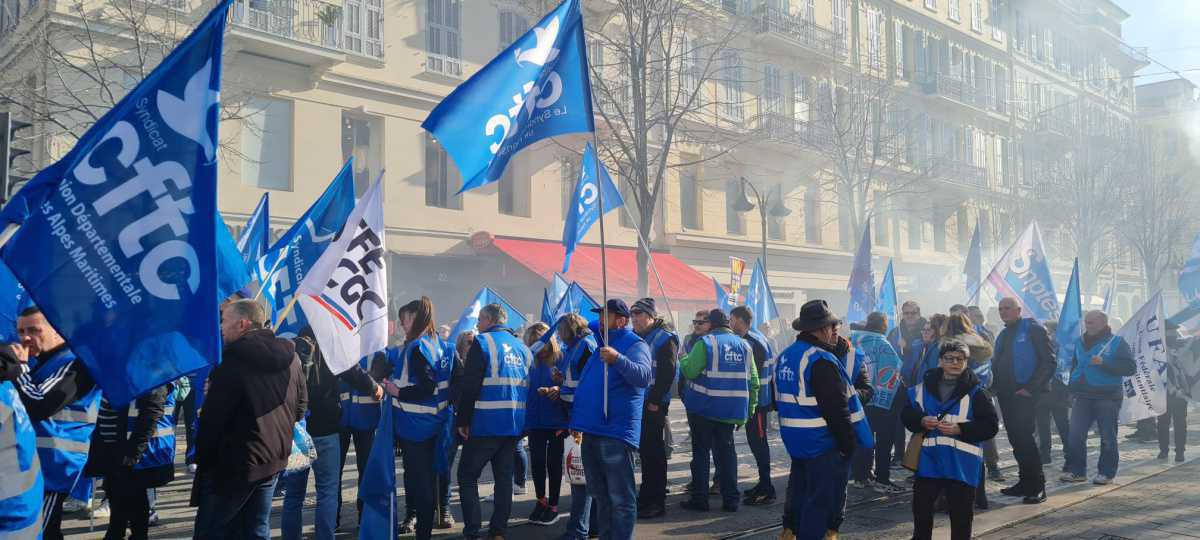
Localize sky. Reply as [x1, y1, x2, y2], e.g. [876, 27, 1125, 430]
[1117, 0, 1200, 86]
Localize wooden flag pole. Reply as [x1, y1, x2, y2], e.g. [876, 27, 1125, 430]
[274, 294, 302, 327]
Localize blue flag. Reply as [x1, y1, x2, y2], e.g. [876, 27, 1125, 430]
[0, 0, 238, 406]
[1055, 259, 1083, 384]
[451, 287, 529, 342]
[1179, 232, 1200, 307]
[236, 192, 269, 269]
[256, 161, 355, 336]
[0, 262, 30, 343]
[846, 220, 875, 324]
[877, 259, 897, 323]
[964, 220, 982, 303]
[985, 222, 1059, 322]
[550, 272, 569, 306]
[422, 0, 594, 193]
[358, 399, 395, 540]
[551, 281, 600, 324]
[1102, 285, 1113, 313]
[714, 277, 731, 313]
[540, 289, 554, 324]
[562, 142, 623, 272]
[745, 259, 779, 323]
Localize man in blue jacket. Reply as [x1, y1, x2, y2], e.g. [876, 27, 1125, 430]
[1060, 310, 1135, 485]
[992, 298, 1056, 504]
[570, 299, 651, 540]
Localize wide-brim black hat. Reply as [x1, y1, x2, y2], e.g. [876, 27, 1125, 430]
[792, 300, 840, 333]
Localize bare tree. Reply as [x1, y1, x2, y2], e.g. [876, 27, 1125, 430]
[1117, 129, 1196, 295]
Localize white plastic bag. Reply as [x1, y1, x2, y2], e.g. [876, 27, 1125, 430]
[285, 422, 317, 475]
[564, 433, 586, 486]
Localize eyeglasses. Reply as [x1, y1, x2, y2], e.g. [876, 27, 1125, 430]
[940, 355, 968, 364]
[692, 320, 708, 325]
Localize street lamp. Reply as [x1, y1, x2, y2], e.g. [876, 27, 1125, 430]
[733, 176, 792, 277]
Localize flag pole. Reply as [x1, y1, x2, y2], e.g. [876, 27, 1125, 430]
[591, 133, 609, 421]
[618, 204, 677, 329]
[251, 249, 290, 302]
[275, 294, 302, 327]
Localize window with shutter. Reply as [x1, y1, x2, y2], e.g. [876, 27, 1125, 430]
[970, 0, 981, 32]
[426, 0, 462, 76]
[948, 0, 959, 21]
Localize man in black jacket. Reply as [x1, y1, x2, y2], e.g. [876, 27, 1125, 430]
[992, 297, 1056, 504]
[192, 299, 307, 540]
[630, 298, 678, 519]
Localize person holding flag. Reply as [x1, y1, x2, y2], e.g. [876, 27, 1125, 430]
[381, 297, 452, 540]
[629, 298, 678, 520]
[1060, 311, 1135, 485]
[553, 312, 598, 539]
[455, 303, 532, 539]
[992, 297, 1056, 504]
[570, 299, 650, 539]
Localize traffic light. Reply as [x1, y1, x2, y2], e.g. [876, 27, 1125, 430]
[0, 111, 31, 202]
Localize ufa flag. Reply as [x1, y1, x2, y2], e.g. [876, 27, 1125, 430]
[985, 221, 1059, 322]
[1117, 292, 1168, 423]
[297, 177, 388, 375]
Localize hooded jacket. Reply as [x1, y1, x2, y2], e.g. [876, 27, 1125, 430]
[195, 328, 307, 488]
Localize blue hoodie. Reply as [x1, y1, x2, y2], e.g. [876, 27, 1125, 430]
[569, 326, 652, 449]
[526, 353, 569, 431]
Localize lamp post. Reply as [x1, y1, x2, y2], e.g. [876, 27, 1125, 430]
[732, 176, 792, 277]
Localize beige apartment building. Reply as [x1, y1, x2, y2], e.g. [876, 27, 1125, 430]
[0, 0, 1152, 324]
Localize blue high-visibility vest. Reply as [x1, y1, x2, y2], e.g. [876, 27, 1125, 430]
[1069, 334, 1127, 390]
[642, 326, 679, 406]
[996, 319, 1037, 385]
[340, 356, 381, 431]
[470, 329, 531, 437]
[775, 340, 874, 459]
[0, 381, 43, 537]
[681, 332, 753, 423]
[908, 382, 984, 487]
[559, 334, 597, 405]
[746, 330, 775, 408]
[126, 384, 177, 470]
[391, 335, 453, 442]
[31, 349, 100, 494]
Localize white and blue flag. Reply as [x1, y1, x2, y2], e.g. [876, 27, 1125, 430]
[846, 219, 875, 324]
[745, 258, 779, 323]
[421, 0, 594, 193]
[256, 161, 355, 336]
[562, 142, 623, 273]
[451, 287, 529, 342]
[985, 222, 1059, 322]
[550, 281, 600, 324]
[1056, 259, 1083, 384]
[0, 0, 242, 406]
[236, 192, 269, 269]
[550, 272, 569, 306]
[714, 277, 731, 314]
[877, 259, 897, 323]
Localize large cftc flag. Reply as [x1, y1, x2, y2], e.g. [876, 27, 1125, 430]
[297, 177, 388, 375]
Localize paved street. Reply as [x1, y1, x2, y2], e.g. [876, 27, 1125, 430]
[60, 405, 1200, 539]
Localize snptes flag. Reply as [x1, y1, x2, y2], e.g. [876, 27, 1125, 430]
[297, 177, 388, 375]
[985, 222, 1059, 322]
[562, 142, 623, 272]
[0, 0, 240, 406]
[422, 0, 594, 193]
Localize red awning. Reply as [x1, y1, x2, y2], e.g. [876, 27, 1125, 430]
[490, 237, 714, 305]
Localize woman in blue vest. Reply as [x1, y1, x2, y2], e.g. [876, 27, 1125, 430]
[1060, 310, 1135, 485]
[555, 313, 598, 540]
[85, 383, 176, 540]
[523, 322, 568, 526]
[383, 297, 453, 540]
[902, 340, 999, 540]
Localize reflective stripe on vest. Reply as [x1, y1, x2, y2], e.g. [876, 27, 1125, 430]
[36, 436, 89, 454]
[469, 331, 530, 437]
[0, 396, 41, 502]
[682, 333, 751, 422]
[910, 382, 983, 484]
[778, 409, 866, 428]
[776, 341, 874, 458]
[480, 334, 527, 411]
[392, 335, 453, 442]
[49, 408, 96, 423]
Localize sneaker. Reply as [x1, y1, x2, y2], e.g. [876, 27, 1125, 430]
[871, 481, 905, 494]
[187, 463, 197, 474]
[540, 506, 560, 525]
[529, 501, 549, 524]
[1177, 452, 1186, 463]
[849, 480, 870, 490]
[398, 514, 417, 534]
[679, 499, 709, 512]
[987, 468, 1006, 482]
[1092, 475, 1113, 485]
[89, 499, 110, 519]
[744, 489, 777, 506]
[1022, 489, 1047, 504]
[999, 485, 1025, 497]
[436, 508, 455, 529]
[148, 510, 160, 527]
[513, 484, 527, 496]
[1158, 450, 1169, 460]
[63, 498, 87, 513]
[708, 481, 720, 495]
[1059, 473, 1086, 483]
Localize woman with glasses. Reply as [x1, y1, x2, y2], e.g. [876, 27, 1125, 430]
[902, 341, 1000, 540]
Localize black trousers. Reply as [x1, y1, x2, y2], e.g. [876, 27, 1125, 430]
[998, 392, 1044, 495]
[529, 429, 566, 506]
[745, 407, 773, 491]
[41, 491, 67, 540]
[1158, 394, 1189, 455]
[1035, 382, 1071, 462]
[912, 477, 975, 540]
[178, 389, 197, 464]
[339, 427, 376, 521]
[852, 405, 899, 484]
[638, 405, 669, 508]
[103, 473, 151, 540]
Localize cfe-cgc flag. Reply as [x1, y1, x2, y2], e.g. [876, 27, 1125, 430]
[422, 0, 594, 193]
[0, 0, 240, 406]
[256, 161, 355, 336]
[297, 177, 388, 376]
[1117, 292, 1168, 423]
[451, 287, 529, 342]
[1055, 259, 1083, 384]
[846, 220, 875, 324]
[561, 142, 623, 273]
[745, 259, 779, 324]
[713, 277, 731, 314]
[236, 192, 269, 269]
[877, 259, 897, 323]
[985, 222, 1059, 322]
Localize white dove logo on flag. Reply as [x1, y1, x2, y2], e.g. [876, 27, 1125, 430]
[157, 59, 219, 161]
[514, 16, 560, 67]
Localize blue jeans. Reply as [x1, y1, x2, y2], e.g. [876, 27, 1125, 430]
[787, 450, 850, 540]
[687, 414, 739, 509]
[560, 483, 593, 540]
[1067, 396, 1121, 478]
[281, 433, 341, 540]
[458, 436, 517, 538]
[515, 438, 530, 489]
[581, 435, 638, 540]
[399, 437, 437, 539]
[192, 471, 280, 539]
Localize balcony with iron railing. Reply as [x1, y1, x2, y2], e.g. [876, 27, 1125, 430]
[756, 7, 847, 61]
[229, 0, 384, 65]
[919, 73, 994, 114]
[929, 156, 987, 188]
[754, 111, 835, 148]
